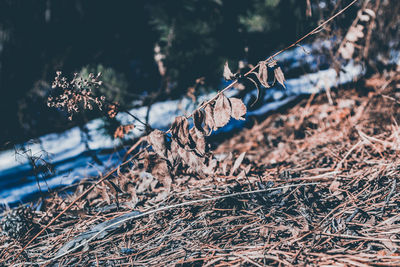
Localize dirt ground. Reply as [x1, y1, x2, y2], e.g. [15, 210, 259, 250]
[1, 71, 400, 266]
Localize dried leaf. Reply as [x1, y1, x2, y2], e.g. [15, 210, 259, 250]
[177, 145, 204, 172]
[167, 139, 181, 164]
[147, 130, 167, 158]
[274, 66, 286, 88]
[189, 127, 206, 155]
[204, 103, 216, 135]
[221, 152, 232, 175]
[114, 124, 135, 139]
[258, 61, 269, 88]
[329, 179, 341, 193]
[193, 109, 205, 134]
[223, 61, 235, 81]
[213, 94, 231, 128]
[229, 97, 246, 120]
[171, 116, 190, 146]
[230, 152, 246, 176]
[100, 182, 111, 205]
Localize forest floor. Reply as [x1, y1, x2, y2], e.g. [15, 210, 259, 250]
[1, 71, 400, 266]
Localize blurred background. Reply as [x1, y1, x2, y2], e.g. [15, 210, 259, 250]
[0, 0, 359, 146]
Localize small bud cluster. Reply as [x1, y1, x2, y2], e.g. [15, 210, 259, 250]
[47, 71, 106, 120]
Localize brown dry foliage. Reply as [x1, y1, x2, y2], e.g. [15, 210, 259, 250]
[113, 124, 135, 139]
[5, 73, 400, 266]
[145, 56, 286, 179]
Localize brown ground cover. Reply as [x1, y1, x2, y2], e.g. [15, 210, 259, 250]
[2, 72, 400, 266]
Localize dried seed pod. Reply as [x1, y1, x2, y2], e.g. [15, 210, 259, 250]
[147, 130, 168, 158]
[258, 61, 270, 88]
[223, 61, 236, 81]
[213, 94, 232, 128]
[274, 66, 286, 88]
[229, 97, 247, 120]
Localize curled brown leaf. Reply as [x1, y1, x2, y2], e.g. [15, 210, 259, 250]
[204, 103, 216, 135]
[274, 66, 286, 88]
[192, 109, 205, 134]
[189, 127, 206, 155]
[147, 129, 168, 159]
[258, 61, 269, 88]
[223, 61, 236, 81]
[171, 116, 190, 146]
[229, 97, 246, 120]
[213, 94, 232, 128]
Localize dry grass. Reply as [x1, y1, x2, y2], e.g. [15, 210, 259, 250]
[1, 72, 400, 266]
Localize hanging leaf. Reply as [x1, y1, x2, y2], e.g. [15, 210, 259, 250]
[229, 97, 246, 120]
[147, 130, 168, 159]
[167, 139, 181, 164]
[176, 144, 204, 172]
[189, 127, 206, 155]
[192, 109, 205, 134]
[213, 94, 231, 128]
[274, 66, 286, 88]
[223, 61, 235, 81]
[258, 61, 269, 88]
[204, 103, 216, 135]
[171, 116, 190, 146]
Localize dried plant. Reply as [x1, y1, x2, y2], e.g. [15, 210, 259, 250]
[138, 0, 360, 179]
[15, 144, 54, 194]
[113, 124, 135, 139]
[47, 71, 151, 139]
[12, 1, 363, 263]
[337, 2, 378, 60]
[44, 1, 361, 181]
[47, 71, 107, 120]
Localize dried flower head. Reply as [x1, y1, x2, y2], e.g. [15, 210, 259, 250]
[47, 71, 107, 120]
